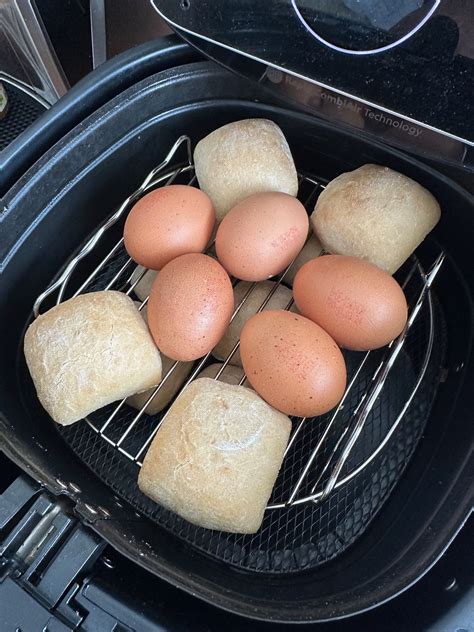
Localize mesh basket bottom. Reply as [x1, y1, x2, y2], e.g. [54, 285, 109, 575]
[0, 83, 46, 151]
[51, 161, 445, 574]
[60, 296, 444, 573]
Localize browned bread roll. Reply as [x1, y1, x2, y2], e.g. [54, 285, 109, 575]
[138, 378, 291, 533]
[311, 164, 441, 274]
[194, 119, 298, 222]
[24, 291, 162, 425]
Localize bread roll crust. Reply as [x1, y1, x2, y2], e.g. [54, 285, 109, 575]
[127, 354, 194, 415]
[213, 280, 294, 366]
[311, 164, 441, 274]
[24, 291, 162, 425]
[138, 378, 291, 533]
[127, 302, 194, 415]
[194, 119, 298, 221]
[130, 266, 158, 301]
[198, 362, 250, 387]
[285, 232, 323, 286]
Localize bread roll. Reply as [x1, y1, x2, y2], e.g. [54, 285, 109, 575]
[198, 362, 250, 387]
[24, 291, 162, 426]
[284, 232, 323, 286]
[138, 378, 291, 533]
[311, 164, 441, 274]
[213, 280, 294, 366]
[0, 82, 8, 120]
[127, 354, 194, 415]
[127, 303, 194, 415]
[130, 265, 158, 301]
[194, 119, 298, 222]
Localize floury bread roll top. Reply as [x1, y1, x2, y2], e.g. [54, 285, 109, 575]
[24, 291, 162, 425]
[138, 378, 291, 533]
[311, 164, 441, 274]
[194, 119, 298, 221]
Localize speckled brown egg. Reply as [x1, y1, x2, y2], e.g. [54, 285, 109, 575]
[293, 255, 408, 351]
[124, 185, 215, 270]
[147, 253, 234, 361]
[215, 192, 309, 281]
[240, 310, 346, 417]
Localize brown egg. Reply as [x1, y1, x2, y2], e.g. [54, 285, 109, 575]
[215, 192, 309, 281]
[240, 310, 346, 417]
[124, 185, 215, 270]
[147, 253, 234, 361]
[293, 255, 408, 351]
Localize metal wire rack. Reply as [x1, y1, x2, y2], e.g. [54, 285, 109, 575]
[34, 135, 445, 512]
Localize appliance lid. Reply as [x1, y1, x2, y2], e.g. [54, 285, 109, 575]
[151, 0, 473, 168]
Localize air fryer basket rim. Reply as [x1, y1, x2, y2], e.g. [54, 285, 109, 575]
[1, 62, 473, 623]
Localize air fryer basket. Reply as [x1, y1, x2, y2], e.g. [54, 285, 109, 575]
[1, 62, 473, 622]
[32, 136, 446, 574]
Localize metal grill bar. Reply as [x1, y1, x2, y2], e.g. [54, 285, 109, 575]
[318, 253, 444, 501]
[32, 135, 443, 509]
[271, 257, 425, 507]
[33, 136, 193, 317]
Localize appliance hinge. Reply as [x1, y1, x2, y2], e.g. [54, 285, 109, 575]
[0, 476, 106, 630]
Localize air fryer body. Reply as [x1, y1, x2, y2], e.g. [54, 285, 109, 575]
[1, 46, 473, 622]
